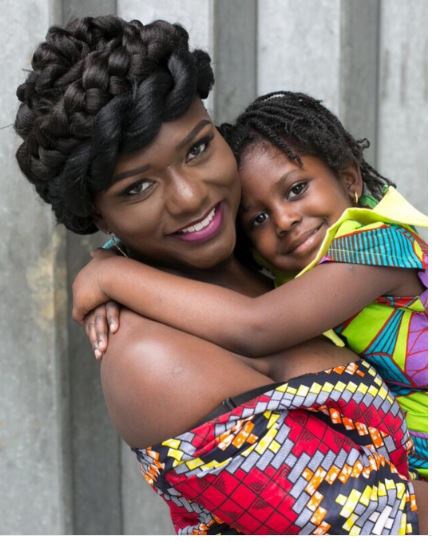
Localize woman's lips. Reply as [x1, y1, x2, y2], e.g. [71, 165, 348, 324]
[171, 203, 224, 243]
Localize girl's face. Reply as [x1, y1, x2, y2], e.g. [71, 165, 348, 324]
[94, 100, 240, 271]
[238, 142, 362, 274]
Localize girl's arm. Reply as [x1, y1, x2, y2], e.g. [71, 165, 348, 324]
[72, 250, 409, 357]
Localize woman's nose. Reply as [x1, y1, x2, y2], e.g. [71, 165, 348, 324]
[166, 170, 209, 216]
[274, 205, 301, 237]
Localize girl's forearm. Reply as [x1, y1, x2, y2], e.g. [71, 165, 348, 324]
[99, 257, 400, 357]
[100, 257, 258, 354]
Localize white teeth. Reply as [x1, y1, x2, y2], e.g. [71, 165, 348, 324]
[179, 207, 216, 233]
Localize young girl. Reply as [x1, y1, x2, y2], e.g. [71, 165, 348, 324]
[73, 91, 427, 478]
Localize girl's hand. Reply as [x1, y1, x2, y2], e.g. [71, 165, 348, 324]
[84, 302, 120, 360]
[72, 249, 120, 323]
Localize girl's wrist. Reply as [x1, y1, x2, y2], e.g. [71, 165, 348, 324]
[99, 256, 126, 299]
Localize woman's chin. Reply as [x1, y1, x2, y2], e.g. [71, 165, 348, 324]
[185, 235, 237, 271]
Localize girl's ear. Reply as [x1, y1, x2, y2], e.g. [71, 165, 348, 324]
[340, 163, 364, 201]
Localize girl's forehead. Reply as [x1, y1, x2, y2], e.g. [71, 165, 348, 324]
[240, 143, 300, 178]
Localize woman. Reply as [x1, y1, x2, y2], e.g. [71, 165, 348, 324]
[15, 15, 425, 534]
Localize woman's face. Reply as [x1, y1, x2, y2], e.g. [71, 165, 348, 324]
[94, 100, 240, 271]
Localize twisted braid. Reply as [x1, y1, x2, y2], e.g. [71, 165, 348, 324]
[15, 16, 214, 233]
[221, 91, 394, 200]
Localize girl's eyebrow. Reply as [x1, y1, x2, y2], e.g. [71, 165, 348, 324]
[111, 119, 211, 183]
[276, 169, 301, 187]
[241, 169, 302, 213]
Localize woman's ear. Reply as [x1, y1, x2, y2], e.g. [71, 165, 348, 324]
[93, 212, 109, 234]
[340, 163, 364, 202]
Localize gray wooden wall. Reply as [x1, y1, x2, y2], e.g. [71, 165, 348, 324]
[0, 0, 427, 534]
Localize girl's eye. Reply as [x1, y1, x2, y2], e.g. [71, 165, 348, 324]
[288, 181, 308, 198]
[251, 211, 269, 228]
[186, 135, 212, 162]
[124, 180, 154, 197]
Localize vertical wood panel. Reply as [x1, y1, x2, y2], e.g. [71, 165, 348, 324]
[257, 0, 343, 115]
[213, 0, 257, 124]
[62, 0, 123, 535]
[340, 0, 380, 165]
[0, 0, 70, 534]
[377, 0, 427, 212]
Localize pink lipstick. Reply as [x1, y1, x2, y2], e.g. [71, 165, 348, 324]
[172, 203, 224, 243]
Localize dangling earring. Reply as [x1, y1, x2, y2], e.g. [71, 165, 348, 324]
[104, 232, 128, 257]
[112, 233, 128, 258]
[352, 192, 359, 205]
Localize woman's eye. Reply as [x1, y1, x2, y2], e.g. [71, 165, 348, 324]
[251, 211, 269, 228]
[124, 180, 154, 197]
[186, 136, 211, 162]
[288, 181, 308, 198]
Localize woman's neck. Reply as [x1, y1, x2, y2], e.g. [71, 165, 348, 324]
[130, 249, 272, 297]
[182, 255, 272, 297]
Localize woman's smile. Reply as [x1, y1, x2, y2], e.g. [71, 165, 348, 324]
[94, 99, 241, 271]
[170, 202, 224, 243]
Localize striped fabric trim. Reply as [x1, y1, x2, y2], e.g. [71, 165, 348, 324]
[327, 225, 425, 269]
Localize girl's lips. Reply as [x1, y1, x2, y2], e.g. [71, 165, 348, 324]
[171, 203, 224, 243]
[287, 223, 324, 256]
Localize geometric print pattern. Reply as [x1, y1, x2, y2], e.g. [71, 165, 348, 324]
[327, 223, 426, 269]
[321, 222, 428, 477]
[133, 360, 419, 535]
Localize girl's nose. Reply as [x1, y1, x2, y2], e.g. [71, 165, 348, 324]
[166, 170, 209, 216]
[274, 205, 301, 237]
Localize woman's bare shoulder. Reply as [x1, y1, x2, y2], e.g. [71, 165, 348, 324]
[98, 309, 273, 449]
[99, 309, 184, 447]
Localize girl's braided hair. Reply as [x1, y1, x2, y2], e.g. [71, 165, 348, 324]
[220, 91, 394, 200]
[15, 15, 214, 234]
[220, 91, 395, 271]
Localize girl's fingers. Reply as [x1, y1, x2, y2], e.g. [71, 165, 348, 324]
[85, 316, 100, 359]
[106, 301, 120, 333]
[94, 305, 109, 354]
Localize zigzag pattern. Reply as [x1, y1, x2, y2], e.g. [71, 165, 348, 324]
[134, 361, 418, 535]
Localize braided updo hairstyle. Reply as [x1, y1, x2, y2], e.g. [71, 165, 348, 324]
[15, 15, 214, 234]
[221, 91, 394, 200]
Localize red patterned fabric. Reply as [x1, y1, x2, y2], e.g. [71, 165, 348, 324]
[134, 360, 419, 535]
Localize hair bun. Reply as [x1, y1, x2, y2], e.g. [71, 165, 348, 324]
[15, 16, 215, 234]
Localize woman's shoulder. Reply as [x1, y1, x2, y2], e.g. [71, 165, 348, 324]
[99, 310, 232, 448]
[99, 310, 184, 447]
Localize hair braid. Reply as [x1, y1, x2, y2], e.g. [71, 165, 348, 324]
[15, 15, 214, 234]
[224, 91, 394, 200]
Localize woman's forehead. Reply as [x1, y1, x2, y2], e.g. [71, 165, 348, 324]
[113, 99, 212, 176]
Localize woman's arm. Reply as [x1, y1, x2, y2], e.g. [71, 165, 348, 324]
[73, 252, 411, 357]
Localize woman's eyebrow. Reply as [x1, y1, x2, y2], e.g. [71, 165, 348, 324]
[111, 119, 211, 183]
[175, 119, 211, 150]
[112, 164, 150, 182]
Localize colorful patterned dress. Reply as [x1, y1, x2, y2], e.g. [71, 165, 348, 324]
[133, 360, 419, 535]
[273, 188, 428, 478]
